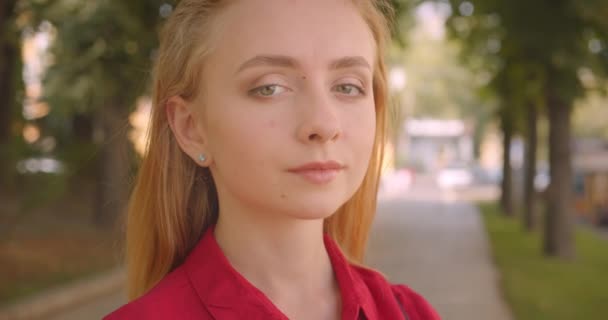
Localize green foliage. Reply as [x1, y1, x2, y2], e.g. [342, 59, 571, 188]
[445, 0, 608, 126]
[9, 0, 172, 192]
[391, 0, 420, 47]
[0, 1, 172, 215]
[35, 0, 164, 113]
[399, 19, 489, 119]
[480, 202, 608, 320]
[20, 0, 167, 148]
[573, 0, 608, 80]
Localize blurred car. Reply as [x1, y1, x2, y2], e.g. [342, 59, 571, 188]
[534, 164, 550, 192]
[437, 163, 473, 189]
[471, 163, 501, 185]
[396, 167, 415, 188]
[379, 167, 415, 195]
[16, 157, 65, 174]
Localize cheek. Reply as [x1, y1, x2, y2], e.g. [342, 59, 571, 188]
[345, 104, 377, 152]
[206, 103, 282, 172]
[364, 108, 377, 147]
[344, 104, 377, 187]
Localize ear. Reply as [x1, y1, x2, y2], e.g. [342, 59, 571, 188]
[166, 95, 212, 166]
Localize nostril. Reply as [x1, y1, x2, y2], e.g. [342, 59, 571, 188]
[308, 133, 320, 141]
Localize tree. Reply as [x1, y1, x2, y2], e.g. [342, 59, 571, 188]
[523, 94, 539, 231]
[491, 63, 528, 218]
[446, 0, 608, 259]
[24, 0, 168, 226]
[0, 0, 23, 186]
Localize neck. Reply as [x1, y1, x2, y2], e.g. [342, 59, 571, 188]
[214, 209, 337, 299]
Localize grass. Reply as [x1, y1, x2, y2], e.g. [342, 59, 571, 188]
[479, 202, 608, 320]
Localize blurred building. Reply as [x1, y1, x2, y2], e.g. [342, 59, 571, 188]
[573, 138, 608, 225]
[399, 118, 474, 172]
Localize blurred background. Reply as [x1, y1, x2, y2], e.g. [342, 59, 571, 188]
[0, 0, 607, 319]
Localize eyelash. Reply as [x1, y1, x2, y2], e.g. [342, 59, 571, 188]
[249, 83, 366, 97]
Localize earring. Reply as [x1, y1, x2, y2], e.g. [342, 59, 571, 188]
[198, 153, 206, 162]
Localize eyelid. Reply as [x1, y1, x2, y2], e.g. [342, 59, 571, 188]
[335, 76, 367, 93]
[336, 75, 367, 87]
[245, 73, 291, 95]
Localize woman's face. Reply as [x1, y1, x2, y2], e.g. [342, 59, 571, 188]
[195, 0, 377, 220]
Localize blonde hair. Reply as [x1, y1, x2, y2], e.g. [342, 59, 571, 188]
[126, 0, 394, 300]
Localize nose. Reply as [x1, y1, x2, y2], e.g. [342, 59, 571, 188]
[295, 90, 342, 144]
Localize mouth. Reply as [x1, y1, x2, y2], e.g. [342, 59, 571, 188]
[287, 161, 345, 184]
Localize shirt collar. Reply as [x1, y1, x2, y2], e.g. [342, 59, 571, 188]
[183, 225, 375, 320]
[323, 231, 377, 320]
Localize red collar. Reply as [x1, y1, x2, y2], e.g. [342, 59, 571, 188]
[183, 225, 376, 319]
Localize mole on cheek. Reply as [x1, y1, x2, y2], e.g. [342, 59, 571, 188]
[280, 193, 287, 199]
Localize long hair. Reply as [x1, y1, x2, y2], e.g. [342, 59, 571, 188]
[126, 0, 394, 300]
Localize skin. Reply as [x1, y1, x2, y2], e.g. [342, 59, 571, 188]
[167, 0, 377, 319]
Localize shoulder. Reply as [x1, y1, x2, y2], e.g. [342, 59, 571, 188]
[391, 283, 442, 320]
[350, 265, 441, 320]
[103, 267, 211, 320]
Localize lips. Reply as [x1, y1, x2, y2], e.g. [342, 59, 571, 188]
[287, 161, 345, 184]
[287, 161, 345, 172]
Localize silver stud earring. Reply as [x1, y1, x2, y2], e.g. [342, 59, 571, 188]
[198, 153, 206, 162]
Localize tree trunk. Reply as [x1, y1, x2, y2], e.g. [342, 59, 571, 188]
[93, 105, 132, 227]
[500, 111, 514, 217]
[523, 101, 538, 231]
[473, 112, 488, 162]
[0, 36, 17, 145]
[544, 94, 575, 259]
[0, 0, 20, 186]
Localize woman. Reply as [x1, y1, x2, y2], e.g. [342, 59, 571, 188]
[105, 0, 440, 319]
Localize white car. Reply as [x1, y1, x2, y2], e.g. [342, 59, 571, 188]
[437, 164, 473, 189]
[379, 168, 414, 195]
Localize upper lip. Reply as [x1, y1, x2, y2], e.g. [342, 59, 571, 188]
[287, 161, 345, 172]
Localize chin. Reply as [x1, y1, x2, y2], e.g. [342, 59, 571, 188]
[282, 196, 346, 221]
[289, 210, 336, 221]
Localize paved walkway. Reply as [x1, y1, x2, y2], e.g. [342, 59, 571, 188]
[44, 292, 124, 320]
[0, 269, 125, 320]
[368, 177, 513, 320]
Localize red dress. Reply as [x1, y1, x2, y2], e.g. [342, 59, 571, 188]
[104, 226, 441, 320]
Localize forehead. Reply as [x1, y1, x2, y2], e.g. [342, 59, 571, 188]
[209, 0, 376, 71]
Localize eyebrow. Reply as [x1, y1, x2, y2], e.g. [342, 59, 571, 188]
[235, 55, 372, 74]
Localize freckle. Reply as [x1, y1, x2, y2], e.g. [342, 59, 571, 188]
[301, 75, 307, 80]
[280, 194, 287, 199]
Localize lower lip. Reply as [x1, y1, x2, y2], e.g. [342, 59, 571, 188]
[289, 169, 341, 184]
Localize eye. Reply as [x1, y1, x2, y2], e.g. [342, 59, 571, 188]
[334, 83, 365, 96]
[250, 84, 288, 97]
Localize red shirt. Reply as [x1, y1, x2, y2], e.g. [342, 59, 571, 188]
[104, 226, 441, 320]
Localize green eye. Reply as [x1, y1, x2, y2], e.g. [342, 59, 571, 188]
[258, 85, 277, 96]
[335, 84, 363, 96]
[251, 84, 287, 97]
